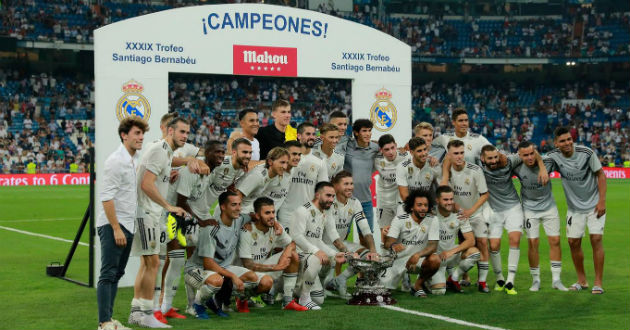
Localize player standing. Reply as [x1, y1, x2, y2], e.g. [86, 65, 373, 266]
[374, 134, 407, 241]
[311, 123, 345, 180]
[547, 127, 607, 294]
[128, 117, 188, 328]
[513, 141, 568, 291]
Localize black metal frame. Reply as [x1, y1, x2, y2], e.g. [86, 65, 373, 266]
[51, 147, 95, 287]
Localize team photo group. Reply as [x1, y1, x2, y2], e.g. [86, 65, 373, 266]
[96, 100, 606, 330]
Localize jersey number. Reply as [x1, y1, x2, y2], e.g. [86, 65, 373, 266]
[525, 219, 531, 229]
[567, 216, 572, 226]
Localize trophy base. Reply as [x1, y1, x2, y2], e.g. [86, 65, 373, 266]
[347, 291, 397, 306]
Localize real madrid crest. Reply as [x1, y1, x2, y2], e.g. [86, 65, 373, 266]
[465, 178, 470, 185]
[421, 225, 426, 233]
[449, 222, 455, 229]
[331, 163, 336, 169]
[405, 221, 412, 229]
[380, 161, 385, 168]
[252, 232, 258, 241]
[425, 173, 431, 181]
[370, 87, 397, 132]
[116, 80, 151, 121]
[311, 209, 316, 217]
[348, 208, 353, 216]
[310, 165, 315, 172]
[408, 167, 413, 175]
[467, 144, 472, 151]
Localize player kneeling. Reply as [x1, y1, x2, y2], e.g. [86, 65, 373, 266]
[183, 191, 259, 319]
[237, 197, 308, 311]
[382, 190, 441, 297]
[427, 186, 480, 295]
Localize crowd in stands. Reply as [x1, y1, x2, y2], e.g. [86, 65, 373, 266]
[0, 0, 628, 58]
[1, 72, 628, 174]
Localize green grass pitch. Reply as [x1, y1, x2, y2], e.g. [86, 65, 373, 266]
[0, 179, 628, 330]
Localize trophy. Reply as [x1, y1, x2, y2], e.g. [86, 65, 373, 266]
[347, 252, 397, 305]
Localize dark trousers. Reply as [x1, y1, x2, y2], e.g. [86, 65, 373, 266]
[97, 224, 133, 323]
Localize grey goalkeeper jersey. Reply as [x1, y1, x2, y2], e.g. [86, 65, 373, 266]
[546, 146, 603, 212]
[477, 154, 522, 211]
[513, 157, 557, 212]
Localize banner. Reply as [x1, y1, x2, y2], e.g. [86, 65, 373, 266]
[0, 173, 90, 186]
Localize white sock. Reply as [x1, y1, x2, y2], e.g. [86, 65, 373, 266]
[550, 260, 562, 283]
[130, 298, 142, 314]
[477, 261, 489, 282]
[185, 281, 195, 308]
[335, 266, 355, 285]
[282, 273, 298, 303]
[153, 255, 166, 311]
[161, 249, 186, 313]
[452, 252, 479, 281]
[490, 250, 504, 282]
[300, 254, 322, 296]
[530, 267, 541, 283]
[506, 248, 520, 284]
[139, 298, 153, 315]
[194, 284, 220, 305]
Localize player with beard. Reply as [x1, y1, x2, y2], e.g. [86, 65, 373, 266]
[238, 197, 308, 311]
[428, 185, 480, 295]
[547, 127, 607, 294]
[325, 171, 379, 298]
[158, 140, 225, 318]
[382, 190, 441, 297]
[207, 138, 252, 207]
[277, 123, 328, 233]
[311, 123, 345, 180]
[479, 144, 548, 295]
[128, 117, 188, 328]
[236, 147, 290, 214]
[289, 182, 350, 310]
[183, 191, 258, 318]
[513, 141, 568, 292]
[374, 134, 408, 241]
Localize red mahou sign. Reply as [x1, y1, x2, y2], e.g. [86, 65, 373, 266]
[233, 45, 297, 77]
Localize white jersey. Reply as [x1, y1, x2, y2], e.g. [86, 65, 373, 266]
[289, 202, 340, 257]
[327, 196, 371, 244]
[434, 131, 490, 164]
[247, 137, 261, 161]
[208, 156, 246, 206]
[173, 167, 213, 220]
[311, 144, 345, 180]
[374, 151, 408, 208]
[173, 142, 200, 159]
[238, 222, 292, 262]
[436, 211, 472, 253]
[387, 213, 439, 258]
[137, 139, 173, 217]
[236, 164, 275, 214]
[281, 152, 328, 214]
[396, 158, 442, 194]
[447, 162, 488, 216]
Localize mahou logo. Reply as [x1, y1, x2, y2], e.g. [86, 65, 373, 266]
[233, 45, 297, 77]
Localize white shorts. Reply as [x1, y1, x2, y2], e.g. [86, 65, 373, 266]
[131, 215, 163, 256]
[523, 207, 561, 239]
[277, 207, 294, 234]
[184, 267, 216, 290]
[254, 253, 284, 284]
[489, 204, 524, 239]
[566, 209, 606, 238]
[430, 252, 461, 285]
[380, 253, 426, 290]
[469, 212, 489, 239]
[377, 205, 398, 228]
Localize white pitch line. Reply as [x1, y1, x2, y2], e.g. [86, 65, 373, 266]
[0, 225, 88, 247]
[0, 218, 77, 223]
[381, 305, 509, 330]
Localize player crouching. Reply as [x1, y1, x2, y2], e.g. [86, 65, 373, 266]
[427, 186, 480, 295]
[237, 197, 308, 311]
[381, 190, 441, 297]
